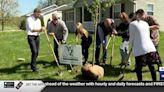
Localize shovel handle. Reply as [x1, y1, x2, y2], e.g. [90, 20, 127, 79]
[44, 29, 60, 67]
[105, 36, 112, 49]
[52, 34, 60, 46]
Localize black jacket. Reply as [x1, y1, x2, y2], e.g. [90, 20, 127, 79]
[116, 22, 129, 41]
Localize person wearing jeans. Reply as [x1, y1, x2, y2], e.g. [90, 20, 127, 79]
[95, 33, 108, 65]
[95, 18, 116, 65]
[119, 41, 130, 65]
[115, 12, 130, 65]
[26, 8, 44, 72]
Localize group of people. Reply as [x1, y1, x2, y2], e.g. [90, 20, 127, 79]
[26, 8, 162, 81]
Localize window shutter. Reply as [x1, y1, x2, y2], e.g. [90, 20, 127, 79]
[110, 6, 113, 18]
[121, 3, 125, 12]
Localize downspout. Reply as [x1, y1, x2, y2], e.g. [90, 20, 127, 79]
[82, 6, 84, 23]
[133, 0, 137, 12]
[74, 8, 76, 32]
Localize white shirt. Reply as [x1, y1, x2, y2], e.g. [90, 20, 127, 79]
[26, 16, 41, 36]
[129, 20, 156, 57]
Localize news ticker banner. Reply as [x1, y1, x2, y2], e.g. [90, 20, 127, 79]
[1, 81, 164, 92]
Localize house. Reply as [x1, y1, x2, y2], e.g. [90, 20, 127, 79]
[61, 0, 164, 32]
[57, 2, 75, 32]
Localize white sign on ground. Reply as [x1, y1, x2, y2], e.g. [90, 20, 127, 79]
[58, 44, 82, 65]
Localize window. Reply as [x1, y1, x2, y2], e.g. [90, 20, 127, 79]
[84, 7, 92, 21]
[147, 4, 154, 15]
[113, 4, 121, 19]
[65, 10, 74, 22]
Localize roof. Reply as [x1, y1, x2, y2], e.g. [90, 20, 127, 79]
[25, 4, 68, 16]
[57, 1, 75, 11]
[25, 1, 77, 17]
[42, 4, 67, 15]
[73, 0, 136, 7]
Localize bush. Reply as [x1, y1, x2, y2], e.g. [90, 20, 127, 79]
[19, 18, 26, 30]
[19, 16, 45, 31]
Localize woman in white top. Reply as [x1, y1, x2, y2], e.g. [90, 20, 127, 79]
[129, 9, 160, 81]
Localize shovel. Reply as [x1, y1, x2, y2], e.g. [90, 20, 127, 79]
[51, 33, 74, 71]
[43, 29, 63, 76]
[118, 47, 132, 81]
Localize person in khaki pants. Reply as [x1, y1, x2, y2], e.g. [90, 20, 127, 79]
[47, 12, 68, 63]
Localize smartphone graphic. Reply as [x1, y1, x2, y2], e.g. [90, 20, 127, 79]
[16, 81, 23, 89]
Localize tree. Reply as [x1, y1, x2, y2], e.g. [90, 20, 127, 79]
[83, 0, 121, 64]
[56, 0, 77, 6]
[38, 0, 56, 8]
[38, 0, 77, 8]
[0, 0, 18, 31]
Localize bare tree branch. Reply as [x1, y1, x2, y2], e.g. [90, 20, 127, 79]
[0, 0, 18, 31]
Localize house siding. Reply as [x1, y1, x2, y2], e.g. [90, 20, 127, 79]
[63, 9, 75, 32]
[114, 1, 134, 25]
[63, 0, 164, 32]
[101, 7, 110, 20]
[76, 7, 82, 23]
[134, 0, 164, 31]
[135, 0, 147, 10]
[65, 21, 75, 32]
[124, 2, 134, 14]
[154, 0, 164, 31]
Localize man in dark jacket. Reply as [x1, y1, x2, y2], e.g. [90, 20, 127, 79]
[95, 18, 116, 65]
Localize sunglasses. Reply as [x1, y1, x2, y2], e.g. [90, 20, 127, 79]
[53, 18, 58, 20]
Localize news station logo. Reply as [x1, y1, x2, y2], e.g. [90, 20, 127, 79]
[4, 82, 14, 88]
[4, 81, 23, 90]
[159, 67, 164, 80]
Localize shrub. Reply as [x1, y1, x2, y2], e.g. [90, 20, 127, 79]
[19, 18, 26, 30]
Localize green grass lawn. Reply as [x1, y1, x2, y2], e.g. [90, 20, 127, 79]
[0, 25, 19, 31]
[0, 31, 163, 81]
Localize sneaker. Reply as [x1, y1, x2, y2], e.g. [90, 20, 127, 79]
[32, 69, 38, 72]
[95, 62, 100, 65]
[83, 61, 88, 65]
[31, 67, 38, 72]
[131, 68, 136, 72]
[128, 62, 131, 66]
[119, 63, 123, 66]
[95, 60, 100, 65]
[119, 62, 126, 66]
[103, 60, 107, 65]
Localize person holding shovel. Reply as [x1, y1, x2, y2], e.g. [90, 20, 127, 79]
[26, 8, 45, 72]
[75, 22, 92, 65]
[95, 18, 117, 65]
[47, 12, 68, 62]
[114, 12, 131, 66]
